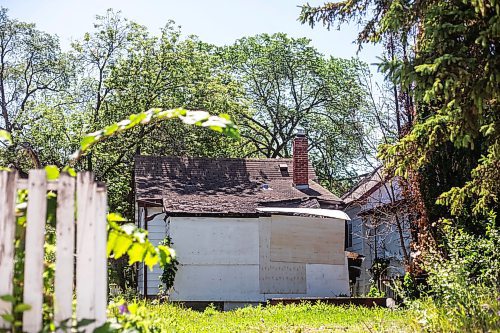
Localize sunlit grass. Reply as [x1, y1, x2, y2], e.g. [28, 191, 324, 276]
[110, 301, 418, 332]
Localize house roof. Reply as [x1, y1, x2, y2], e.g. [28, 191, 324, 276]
[134, 156, 342, 215]
[341, 166, 385, 205]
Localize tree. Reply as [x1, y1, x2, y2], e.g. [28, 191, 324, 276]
[85, 22, 246, 217]
[299, 0, 499, 250]
[0, 8, 69, 169]
[70, 9, 138, 171]
[223, 33, 371, 194]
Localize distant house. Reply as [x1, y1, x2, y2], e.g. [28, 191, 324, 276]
[342, 168, 411, 296]
[133, 132, 351, 309]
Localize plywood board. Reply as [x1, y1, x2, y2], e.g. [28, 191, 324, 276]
[270, 216, 345, 265]
[169, 264, 261, 301]
[259, 218, 306, 294]
[169, 217, 259, 265]
[306, 263, 350, 296]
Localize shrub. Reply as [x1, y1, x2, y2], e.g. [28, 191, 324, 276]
[414, 226, 500, 332]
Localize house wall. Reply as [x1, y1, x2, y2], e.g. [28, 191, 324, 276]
[137, 207, 166, 296]
[137, 210, 349, 302]
[345, 179, 411, 296]
[345, 204, 372, 295]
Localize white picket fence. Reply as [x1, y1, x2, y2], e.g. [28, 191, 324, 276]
[0, 170, 108, 333]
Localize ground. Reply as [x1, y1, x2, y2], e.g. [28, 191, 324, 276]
[109, 301, 419, 332]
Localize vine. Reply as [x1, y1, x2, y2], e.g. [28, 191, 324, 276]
[0, 108, 239, 331]
[158, 236, 179, 298]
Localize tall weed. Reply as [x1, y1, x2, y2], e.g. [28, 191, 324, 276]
[414, 227, 500, 332]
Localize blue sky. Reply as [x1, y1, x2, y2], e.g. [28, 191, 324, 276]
[2, 0, 384, 79]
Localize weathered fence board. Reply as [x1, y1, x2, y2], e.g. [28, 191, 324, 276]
[23, 170, 48, 333]
[76, 173, 98, 331]
[54, 173, 76, 330]
[0, 170, 107, 333]
[0, 171, 18, 330]
[94, 186, 108, 326]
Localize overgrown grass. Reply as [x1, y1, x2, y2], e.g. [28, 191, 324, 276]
[108, 301, 418, 332]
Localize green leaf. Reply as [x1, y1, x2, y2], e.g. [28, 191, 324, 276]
[76, 318, 96, 328]
[158, 245, 173, 266]
[111, 234, 133, 259]
[107, 212, 127, 223]
[1, 313, 14, 323]
[62, 166, 77, 177]
[106, 231, 118, 257]
[144, 251, 159, 270]
[128, 243, 147, 265]
[94, 322, 119, 333]
[44, 165, 60, 181]
[0, 294, 16, 303]
[128, 303, 138, 315]
[14, 303, 31, 313]
[80, 135, 96, 151]
[0, 130, 12, 146]
[104, 123, 119, 136]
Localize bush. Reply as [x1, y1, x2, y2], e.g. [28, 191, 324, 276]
[414, 226, 500, 332]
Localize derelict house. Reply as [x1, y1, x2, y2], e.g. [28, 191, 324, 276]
[134, 132, 352, 309]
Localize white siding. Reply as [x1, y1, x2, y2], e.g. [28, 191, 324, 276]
[345, 179, 411, 296]
[137, 207, 165, 295]
[168, 216, 261, 301]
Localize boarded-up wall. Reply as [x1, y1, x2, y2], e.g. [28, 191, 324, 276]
[138, 212, 350, 300]
[270, 215, 345, 265]
[259, 217, 306, 294]
[168, 216, 261, 302]
[169, 216, 259, 265]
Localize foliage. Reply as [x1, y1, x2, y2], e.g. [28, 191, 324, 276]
[0, 8, 68, 135]
[300, 0, 499, 258]
[368, 258, 390, 292]
[158, 236, 179, 296]
[366, 285, 386, 298]
[106, 301, 414, 332]
[413, 227, 500, 332]
[300, 3, 500, 329]
[223, 33, 371, 194]
[0, 104, 238, 330]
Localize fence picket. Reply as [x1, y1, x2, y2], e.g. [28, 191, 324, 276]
[54, 173, 76, 331]
[76, 172, 97, 332]
[1, 171, 109, 332]
[22, 170, 48, 333]
[0, 171, 18, 330]
[94, 185, 108, 326]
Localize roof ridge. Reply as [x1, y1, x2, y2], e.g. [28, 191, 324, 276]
[134, 155, 293, 162]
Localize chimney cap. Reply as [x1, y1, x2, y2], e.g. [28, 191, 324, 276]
[295, 127, 306, 137]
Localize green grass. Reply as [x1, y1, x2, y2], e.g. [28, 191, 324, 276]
[109, 301, 419, 332]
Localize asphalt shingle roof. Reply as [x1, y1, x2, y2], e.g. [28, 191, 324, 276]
[134, 156, 342, 215]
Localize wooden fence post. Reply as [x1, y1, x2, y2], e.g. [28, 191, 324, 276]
[0, 171, 18, 330]
[22, 170, 48, 333]
[76, 172, 96, 331]
[54, 173, 76, 331]
[0, 171, 108, 332]
[94, 185, 108, 327]
[76, 173, 108, 332]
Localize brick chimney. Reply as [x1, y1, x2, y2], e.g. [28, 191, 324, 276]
[293, 128, 309, 189]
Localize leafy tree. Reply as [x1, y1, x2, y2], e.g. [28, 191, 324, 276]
[300, 0, 499, 245]
[85, 22, 246, 216]
[0, 8, 69, 170]
[223, 33, 371, 193]
[70, 9, 139, 172]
